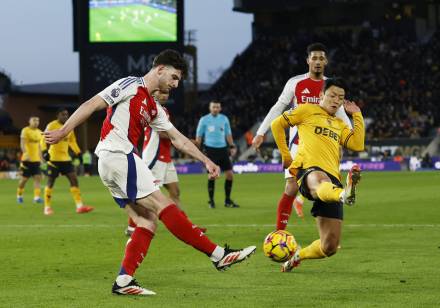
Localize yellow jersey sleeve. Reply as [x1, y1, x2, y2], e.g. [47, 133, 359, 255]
[281, 105, 310, 127]
[340, 112, 365, 151]
[271, 105, 311, 160]
[68, 131, 81, 155]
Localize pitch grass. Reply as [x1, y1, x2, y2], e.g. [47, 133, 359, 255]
[1, 171, 440, 307]
[89, 5, 177, 42]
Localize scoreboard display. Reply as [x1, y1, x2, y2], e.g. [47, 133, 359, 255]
[73, 0, 184, 106]
[88, 0, 178, 43]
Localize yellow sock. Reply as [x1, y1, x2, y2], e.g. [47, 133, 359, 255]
[316, 181, 344, 203]
[34, 188, 41, 199]
[44, 187, 53, 207]
[70, 187, 83, 208]
[299, 239, 327, 260]
[17, 188, 24, 197]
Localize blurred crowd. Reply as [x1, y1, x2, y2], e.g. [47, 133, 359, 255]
[184, 25, 440, 140]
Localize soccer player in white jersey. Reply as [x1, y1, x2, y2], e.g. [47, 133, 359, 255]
[252, 43, 352, 230]
[125, 90, 206, 236]
[44, 50, 256, 296]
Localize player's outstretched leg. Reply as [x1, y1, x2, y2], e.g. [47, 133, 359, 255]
[282, 216, 341, 272]
[212, 244, 256, 271]
[342, 164, 361, 206]
[158, 203, 256, 270]
[281, 239, 327, 272]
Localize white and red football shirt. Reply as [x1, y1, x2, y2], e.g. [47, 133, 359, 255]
[142, 106, 173, 168]
[95, 76, 173, 157]
[256, 72, 351, 148]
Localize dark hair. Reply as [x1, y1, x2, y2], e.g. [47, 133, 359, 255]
[307, 42, 328, 55]
[153, 49, 188, 78]
[324, 77, 347, 92]
[56, 107, 68, 115]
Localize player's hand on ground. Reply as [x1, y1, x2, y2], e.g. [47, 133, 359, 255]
[205, 161, 220, 179]
[43, 129, 66, 144]
[282, 155, 293, 169]
[252, 135, 264, 151]
[343, 100, 361, 115]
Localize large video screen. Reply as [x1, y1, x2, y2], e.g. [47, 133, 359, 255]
[89, 0, 177, 43]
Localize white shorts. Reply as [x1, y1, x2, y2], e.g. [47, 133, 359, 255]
[97, 150, 160, 207]
[151, 160, 178, 186]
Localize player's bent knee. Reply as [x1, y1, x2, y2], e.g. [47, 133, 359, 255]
[134, 216, 157, 233]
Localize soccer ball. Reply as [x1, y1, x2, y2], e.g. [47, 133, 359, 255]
[263, 230, 298, 262]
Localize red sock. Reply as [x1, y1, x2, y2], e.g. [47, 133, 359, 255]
[119, 227, 154, 276]
[180, 210, 188, 218]
[128, 217, 137, 228]
[276, 193, 296, 230]
[159, 204, 216, 256]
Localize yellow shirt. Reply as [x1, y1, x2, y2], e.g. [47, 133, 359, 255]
[21, 126, 42, 162]
[41, 120, 81, 161]
[271, 104, 365, 180]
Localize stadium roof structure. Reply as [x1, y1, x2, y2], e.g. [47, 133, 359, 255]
[10, 81, 212, 97]
[11, 82, 79, 97]
[233, 0, 432, 13]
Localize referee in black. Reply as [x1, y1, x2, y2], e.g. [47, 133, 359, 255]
[195, 101, 239, 208]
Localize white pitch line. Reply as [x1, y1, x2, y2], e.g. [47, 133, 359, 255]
[0, 224, 439, 228]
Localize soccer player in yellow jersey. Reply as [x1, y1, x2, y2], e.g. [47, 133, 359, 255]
[270, 78, 365, 272]
[40, 108, 93, 216]
[17, 116, 43, 203]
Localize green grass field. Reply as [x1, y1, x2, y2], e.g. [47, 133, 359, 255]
[89, 5, 177, 42]
[1, 171, 440, 307]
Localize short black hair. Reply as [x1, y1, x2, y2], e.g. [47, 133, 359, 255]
[153, 49, 188, 78]
[56, 107, 69, 115]
[324, 77, 347, 92]
[307, 42, 328, 55]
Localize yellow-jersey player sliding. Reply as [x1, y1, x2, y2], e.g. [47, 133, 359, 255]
[270, 78, 365, 272]
[40, 108, 93, 216]
[17, 116, 43, 204]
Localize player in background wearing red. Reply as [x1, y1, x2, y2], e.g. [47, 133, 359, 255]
[252, 43, 352, 230]
[44, 50, 256, 296]
[125, 90, 206, 236]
